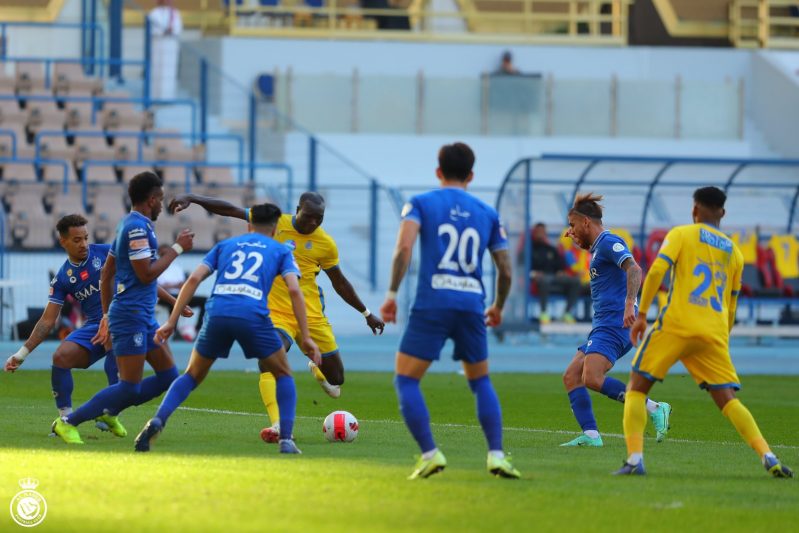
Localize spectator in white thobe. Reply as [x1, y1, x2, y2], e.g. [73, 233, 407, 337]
[148, 0, 183, 100]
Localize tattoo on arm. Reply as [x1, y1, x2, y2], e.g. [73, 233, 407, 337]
[623, 258, 642, 302]
[25, 320, 54, 350]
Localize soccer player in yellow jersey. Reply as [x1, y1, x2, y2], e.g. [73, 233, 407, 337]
[169, 192, 385, 441]
[617, 187, 792, 478]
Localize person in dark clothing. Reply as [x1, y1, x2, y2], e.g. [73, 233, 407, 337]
[529, 223, 581, 324]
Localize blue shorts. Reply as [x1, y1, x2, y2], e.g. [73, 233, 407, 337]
[109, 318, 160, 356]
[399, 309, 488, 363]
[195, 315, 284, 359]
[578, 325, 633, 365]
[65, 323, 111, 366]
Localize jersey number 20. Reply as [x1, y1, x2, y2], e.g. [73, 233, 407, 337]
[438, 224, 480, 274]
[224, 251, 263, 282]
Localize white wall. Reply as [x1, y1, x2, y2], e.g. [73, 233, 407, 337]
[315, 133, 763, 190]
[202, 37, 753, 80]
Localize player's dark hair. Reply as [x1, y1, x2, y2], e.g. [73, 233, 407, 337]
[56, 214, 88, 237]
[693, 186, 726, 210]
[438, 142, 475, 182]
[299, 191, 325, 209]
[128, 171, 163, 205]
[249, 203, 282, 227]
[569, 192, 604, 221]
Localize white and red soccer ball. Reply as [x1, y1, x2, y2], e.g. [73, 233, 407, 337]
[322, 411, 359, 442]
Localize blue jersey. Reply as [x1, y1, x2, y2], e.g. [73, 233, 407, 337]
[202, 233, 300, 320]
[589, 231, 635, 327]
[49, 243, 111, 324]
[403, 188, 508, 314]
[108, 211, 159, 322]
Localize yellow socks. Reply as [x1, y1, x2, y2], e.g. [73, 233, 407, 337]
[722, 398, 771, 457]
[258, 372, 279, 426]
[623, 390, 648, 459]
[310, 363, 327, 384]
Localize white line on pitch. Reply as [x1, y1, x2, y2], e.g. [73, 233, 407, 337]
[176, 406, 799, 451]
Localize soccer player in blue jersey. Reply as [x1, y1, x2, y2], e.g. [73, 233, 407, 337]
[52, 172, 194, 444]
[560, 193, 671, 447]
[379, 142, 520, 479]
[4, 214, 122, 431]
[134, 203, 321, 454]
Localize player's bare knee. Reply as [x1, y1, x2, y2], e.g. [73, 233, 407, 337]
[582, 371, 604, 392]
[52, 350, 83, 369]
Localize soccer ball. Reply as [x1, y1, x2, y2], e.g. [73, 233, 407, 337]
[322, 410, 359, 442]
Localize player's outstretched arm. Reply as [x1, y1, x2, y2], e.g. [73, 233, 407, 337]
[486, 249, 512, 328]
[154, 264, 210, 344]
[284, 273, 322, 365]
[621, 257, 643, 329]
[156, 285, 194, 319]
[325, 267, 384, 335]
[630, 257, 669, 346]
[380, 219, 420, 324]
[169, 194, 247, 221]
[4, 303, 61, 373]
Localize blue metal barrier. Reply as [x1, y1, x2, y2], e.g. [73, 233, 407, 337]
[0, 129, 18, 158]
[0, 157, 71, 192]
[35, 130, 245, 181]
[498, 154, 799, 323]
[0, 93, 197, 139]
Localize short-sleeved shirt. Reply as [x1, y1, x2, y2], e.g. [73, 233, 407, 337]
[654, 223, 744, 344]
[108, 211, 159, 324]
[262, 213, 339, 321]
[202, 232, 300, 320]
[402, 188, 508, 314]
[589, 231, 635, 328]
[49, 243, 111, 324]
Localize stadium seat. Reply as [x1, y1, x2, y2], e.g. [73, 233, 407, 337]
[122, 165, 155, 183]
[90, 212, 116, 244]
[0, 100, 27, 125]
[1, 161, 37, 181]
[198, 166, 236, 185]
[161, 165, 192, 186]
[52, 62, 103, 97]
[37, 134, 71, 161]
[14, 62, 46, 95]
[26, 106, 65, 142]
[84, 164, 119, 184]
[9, 209, 53, 248]
[769, 234, 799, 296]
[45, 186, 85, 216]
[41, 163, 77, 184]
[91, 185, 128, 220]
[7, 183, 47, 216]
[758, 247, 787, 297]
[64, 102, 97, 129]
[74, 136, 115, 165]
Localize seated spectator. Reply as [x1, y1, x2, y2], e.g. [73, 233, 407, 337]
[528, 223, 582, 324]
[156, 244, 207, 340]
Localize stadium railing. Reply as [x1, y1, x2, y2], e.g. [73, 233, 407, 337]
[494, 154, 799, 331]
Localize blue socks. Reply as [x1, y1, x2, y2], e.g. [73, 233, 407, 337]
[67, 380, 141, 426]
[275, 375, 297, 440]
[103, 354, 119, 386]
[468, 375, 503, 451]
[155, 373, 197, 426]
[394, 375, 436, 453]
[134, 367, 179, 407]
[567, 386, 598, 432]
[600, 377, 627, 403]
[51, 366, 73, 411]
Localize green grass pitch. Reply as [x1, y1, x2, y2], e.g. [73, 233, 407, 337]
[1, 370, 797, 531]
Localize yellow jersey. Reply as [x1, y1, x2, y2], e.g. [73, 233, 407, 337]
[769, 234, 799, 279]
[654, 223, 743, 344]
[268, 214, 339, 321]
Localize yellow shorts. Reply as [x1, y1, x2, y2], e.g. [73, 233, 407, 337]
[631, 328, 740, 390]
[271, 312, 339, 357]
